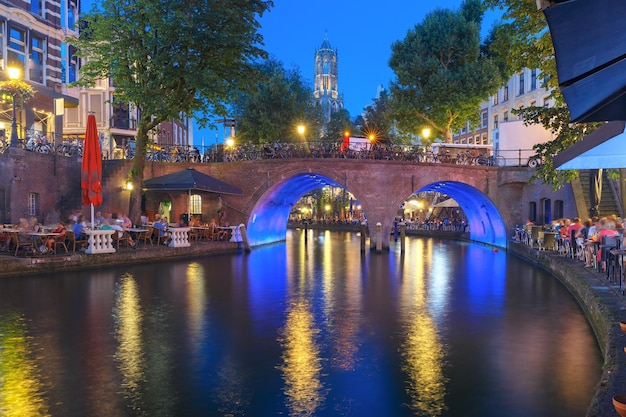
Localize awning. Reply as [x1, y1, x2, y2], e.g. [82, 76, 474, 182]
[543, 0, 626, 123]
[553, 121, 626, 170]
[143, 168, 243, 195]
[432, 198, 459, 208]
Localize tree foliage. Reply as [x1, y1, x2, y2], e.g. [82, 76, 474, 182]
[361, 89, 398, 142]
[323, 109, 354, 142]
[484, 0, 602, 189]
[389, 0, 503, 143]
[232, 58, 322, 143]
[72, 0, 272, 222]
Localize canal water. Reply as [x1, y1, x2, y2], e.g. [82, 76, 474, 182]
[0, 231, 601, 417]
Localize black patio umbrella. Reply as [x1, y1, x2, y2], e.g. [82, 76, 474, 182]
[143, 168, 243, 221]
[143, 168, 243, 195]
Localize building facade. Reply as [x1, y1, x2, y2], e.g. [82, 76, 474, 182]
[313, 36, 343, 133]
[0, 0, 80, 146]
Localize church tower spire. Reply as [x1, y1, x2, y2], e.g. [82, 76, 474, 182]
[314, 34, 344, 133]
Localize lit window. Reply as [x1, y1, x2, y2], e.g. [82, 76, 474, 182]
[190, 194, 202, 215]
[28, 193, 38, 217]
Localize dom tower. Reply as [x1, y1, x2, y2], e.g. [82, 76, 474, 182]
[313, 36, 344, 133]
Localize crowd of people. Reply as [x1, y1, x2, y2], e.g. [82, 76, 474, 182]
[524, 214, 624, 272]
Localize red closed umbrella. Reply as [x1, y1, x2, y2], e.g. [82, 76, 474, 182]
[81, 113, 102, 225]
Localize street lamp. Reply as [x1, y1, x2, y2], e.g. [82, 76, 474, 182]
[297, 124, 305, 140]
[8, 67, 20, 148]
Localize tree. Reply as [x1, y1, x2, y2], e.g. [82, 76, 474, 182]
[361, 89, 397, 142]
[323, 109, 353, 142]
[232, 58, 323, 143]
[388, 0, 503, 143]
[72, 0, 273, 223]
[484, 0, 603, 194]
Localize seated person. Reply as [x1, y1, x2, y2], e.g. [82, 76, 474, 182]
[46, 222, 67, 252]
[153, 217, 171, 244]
[102, 219, 135, 247]
[72, 215, 88, 240]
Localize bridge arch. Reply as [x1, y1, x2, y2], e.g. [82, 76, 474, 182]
[246, 173, 351, 247]
[414, 181, 507, 248]
[245, 171, 507, 249]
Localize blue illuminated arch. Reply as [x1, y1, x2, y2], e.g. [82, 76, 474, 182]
[246, 176, 507, 249]
[416, 181, 507, 248]
[247, 174, 344, 247]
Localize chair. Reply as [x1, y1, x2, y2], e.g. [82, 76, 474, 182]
[53, 235, 68, 254]
[112, 231, 131, 248]
[137, 227, 154, 246]
[66, 230, 87, 252]
[10, 232, 34, 256]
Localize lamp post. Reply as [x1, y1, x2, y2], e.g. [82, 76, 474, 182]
[8, 67, 20, 148]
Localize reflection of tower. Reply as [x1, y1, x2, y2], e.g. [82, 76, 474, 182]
[313, 34, 344, 134]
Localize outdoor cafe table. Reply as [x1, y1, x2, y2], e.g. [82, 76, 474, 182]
[29, 232, 60, 254]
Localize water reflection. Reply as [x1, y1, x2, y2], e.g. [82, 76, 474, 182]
[400, 239, 448, 416]
[113, 274, 145, 412]
[278, 299, 325, 416]
[0, 313, 50, 417]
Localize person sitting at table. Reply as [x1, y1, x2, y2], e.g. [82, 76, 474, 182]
[72, 215, 88, 241]
[45, 222, 67, 252]
[189, 215, 200, 227]
[102, 219, 135, 247]
[153, 216, 171, 245]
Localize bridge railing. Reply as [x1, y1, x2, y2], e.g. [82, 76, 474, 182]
[40, 140, 539, 167]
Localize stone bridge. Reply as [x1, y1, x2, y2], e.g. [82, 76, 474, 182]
[102, 158, 548, 251]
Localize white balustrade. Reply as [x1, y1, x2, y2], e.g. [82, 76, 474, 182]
[168, 227, 190, 248]
[85, 229, 116, 254]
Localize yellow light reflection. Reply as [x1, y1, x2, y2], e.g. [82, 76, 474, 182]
[0, 313, 50, 417]
[113, 274, 145, 405]
[278, 300, 324, 416]
[400, 239, 447, 416]
[186, 262, 206, 353]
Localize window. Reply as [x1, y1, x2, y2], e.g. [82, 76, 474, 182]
[531, 69, 538, 90]
[481, 111, 487, 128]
[503, 85, 509, 101]
[28, 193, 38, 217]
[518, 72, 525, 95]
[528, 201, 537, 224]
[30, 33, 45, 83]
[543, 96, 551, 107]
[493, 92, 499, 105]
[31, 0, 43, 16]
[493, 114, 498, 129]
[8, 26, 26, 76]
[503, 111, 509, 122]
[0, 24, 4, 67]
[190, 194, 202, 215]
[530, 100, 536, 107]
[554, 200, 564, 220]
[61, 43, 77, 83]
[481, 133, 487, 144]
[68, 2, 76, 30]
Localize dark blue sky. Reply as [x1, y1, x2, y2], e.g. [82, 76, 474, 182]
[81, 1, 499, 145]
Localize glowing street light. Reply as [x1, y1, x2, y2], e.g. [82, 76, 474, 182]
[226, 137, 234, 147]
[297, 124, 305, 138]
[422, 128, 431, 140]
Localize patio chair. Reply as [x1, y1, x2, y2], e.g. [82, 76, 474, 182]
[137, 227, 154, 246]
[66, 230, 87, 252]
[112, 231, 131, 248]
[53, 236, 68, 254]
[10, 231, 34, 256]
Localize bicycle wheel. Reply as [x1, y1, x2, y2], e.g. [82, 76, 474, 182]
[494, 155, 506, 167]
